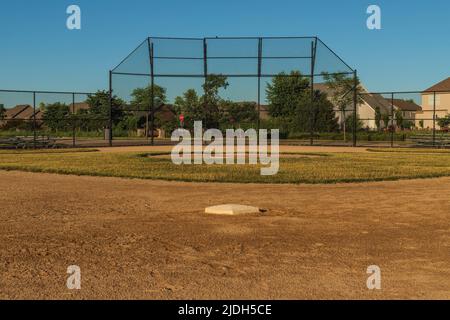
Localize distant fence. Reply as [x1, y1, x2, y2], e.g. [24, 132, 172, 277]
[0, 89, 100, 149]
[356, 90, 450, 148]
[1, 87, 450, 149]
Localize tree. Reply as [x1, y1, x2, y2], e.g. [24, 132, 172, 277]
[437, 115, 450, 129]
[85, 90, 124, 125]
[345, 113, 364, 133]
[375, 106, 382, 131]
[395, 109, 404, 130]
[266, 71, 338, 134]
[323, 72, 364, 141]
[382, 113, 391, 130]
[310, 91, 339, 132]
[174, 89, 202, 130]
[130, 85, 167, 136]
[131, 85, 167, 111]
[42, 102, 71, 131]
[266, 71, 310, 119]
[220, 101, 258, 128]
[201, 74, 229, 128]
[174, 74, 229, 130]
[419, 119, 424, 129]
[0, 104, 5, 120]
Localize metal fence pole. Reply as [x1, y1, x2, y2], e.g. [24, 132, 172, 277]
[72, 92, 76, 147]
[33, 91, 36, 149]
[146, 38, 151, 142]
[309, 39, 317, 146]
[150, 42, 155, 146]
[391, 92, 394, 148]
[203, 38, 208, 134]
[108, 71, 113, 147]
[257, 37, 262, 133]
[433, 91, 436, 147]
[352, 70, 357, 147]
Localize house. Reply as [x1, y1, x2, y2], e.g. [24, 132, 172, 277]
[71, 102, 90, 113]
[392, 99, 422, 125]
[416, 77, 450, 129]
[258, 105, 270, 120]
[314, 83, 391, 130]
[0, 104, 43, 129]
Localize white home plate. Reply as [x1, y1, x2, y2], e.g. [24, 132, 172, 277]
[205, 204, 261, 215]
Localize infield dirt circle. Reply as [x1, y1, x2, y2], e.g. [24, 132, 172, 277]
[0, 146, 449, 299]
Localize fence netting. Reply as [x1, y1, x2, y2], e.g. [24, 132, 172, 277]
[2, 37, 449, 149]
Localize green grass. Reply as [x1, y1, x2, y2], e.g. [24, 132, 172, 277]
[367, 148, 450, 154]
[0, 148, 450, 184]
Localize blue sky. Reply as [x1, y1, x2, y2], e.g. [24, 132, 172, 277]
[0, 0, 449, 96]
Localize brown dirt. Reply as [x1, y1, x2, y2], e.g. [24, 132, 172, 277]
[1, 170, 449, 300]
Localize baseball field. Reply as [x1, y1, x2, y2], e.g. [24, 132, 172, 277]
[1, 146, 450, 299]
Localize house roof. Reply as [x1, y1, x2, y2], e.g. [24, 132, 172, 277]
[313, 83, 336, 97]
[72, 102, 90, 113]
[392, 99, 422, 112]
[4, 105, 42, 120]
[4, 105, 30, 119]
[423, 77, 450, 92]
[314, 83, 392, 114]
[154, 104, 176, 122]
[361, 93, 392, 114]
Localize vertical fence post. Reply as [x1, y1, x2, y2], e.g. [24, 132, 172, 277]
[433, 91, 436, 147]
[150, 41, 155, 146]
[352, 70, 358, 147]
[309, 39, 317, 146]
[257, 37, 262, 134]
[203, 38, 208, 134]
[72, 92, 76, 148]
[108, 70, 113, 147]
[390, 92, 394, 148]
[33, 91, 36, 149]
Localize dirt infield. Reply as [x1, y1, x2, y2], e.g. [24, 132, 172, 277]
[1, 171, 450, 299]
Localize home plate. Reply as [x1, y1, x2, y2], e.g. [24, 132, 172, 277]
[205, 204, 261, 215]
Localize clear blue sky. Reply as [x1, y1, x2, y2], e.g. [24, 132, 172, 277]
[0, 0, 449, 94]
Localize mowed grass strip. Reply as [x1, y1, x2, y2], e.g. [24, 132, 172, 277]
[0, 148, 99, 155]
[1, 149, 450, 184]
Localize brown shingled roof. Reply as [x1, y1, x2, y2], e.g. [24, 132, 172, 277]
[72, 102, 90, 113]
[424, 77, 450, 92]
[4, 105, 42, 120]
[392, 99, 422, 112]
[4, 105, 31, 119]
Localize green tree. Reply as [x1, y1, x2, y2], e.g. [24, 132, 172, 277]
[266, 71, 338, 134]
[131, 85, 167, 111]
[201, 74, 229, 128]
[85, 90, 124, 125]
[220, 101, 258, 128]
[312, 91, 339, 132]
[382, 113, 391, 130]
[130, 85, 167, 136]
[323, 72, 363, 141]
[174, 74, 229, 130]
[395, 109, 404, 130]
[0, 104, 5, 120]
[437, 115, 450, 129]
[266, 71, 310, 119]
[345, 113, 364, 133]
[42, 102, 71, 131]
[174, 89, 202, 130]
[375, 106, 382, 131]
